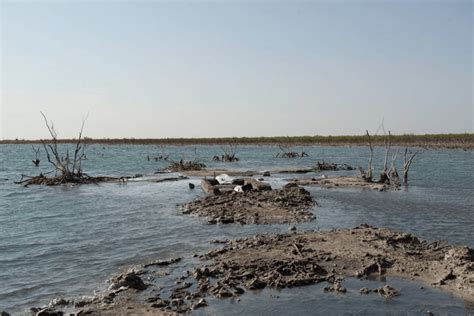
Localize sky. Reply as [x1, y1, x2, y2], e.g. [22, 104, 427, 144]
[0, 0, 472, 139]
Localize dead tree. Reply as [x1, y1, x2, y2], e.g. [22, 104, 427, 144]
[216, 143, 239, 162]
[163, 149, 206, 172]
[150, 146, 170, 161]
[16, 112, 121, 186]
[153, 154, 169, 161]
[276, 144, 307, 158]
[403, 148, 418, 184]
[358, 130, 374, 182]
[387, 149, 400, 186]
[357, 122, 418, 189]
[166, 159, 206, 172]
[38, 111, 88, 178]
[40, 111, 88, 180]
[378, 130, 392, 183]
[31, 145, 40, 167]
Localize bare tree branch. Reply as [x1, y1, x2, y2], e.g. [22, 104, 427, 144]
[403, 148, 418, 184]
[359, 130, 374, 182]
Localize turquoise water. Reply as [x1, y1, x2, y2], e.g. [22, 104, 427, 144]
[0, 144, 473, 314]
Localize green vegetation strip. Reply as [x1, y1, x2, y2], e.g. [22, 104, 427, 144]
[1, 133, 473, 147]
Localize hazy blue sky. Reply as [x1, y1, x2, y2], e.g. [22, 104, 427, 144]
[1, 0, 472, 139]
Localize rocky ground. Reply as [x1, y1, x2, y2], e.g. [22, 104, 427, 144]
[181, 182, 315, 225]
[25, 225, 472, 316]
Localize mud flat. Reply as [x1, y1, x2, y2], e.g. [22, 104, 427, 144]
[181, 183, 315, 225]
[192, 225, 473, 304]
[289, 176, 390, 191]
[32, 225, 473, 316]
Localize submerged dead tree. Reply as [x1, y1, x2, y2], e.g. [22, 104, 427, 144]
[40, 111, 87, 180]
[358, 126, 418, 189]
[358, 130, 374, 182]
[379, 130, 391, 183]
[387, 149, 401, 186]
[148, 146, 170, 162]
[213, 143, 240, 162]
[17, 112, 121, 186]
[166, 159, 206, 172]
[31, 145, 40, 167]
[164, 149, 206, 172]
[403, 148, 418, 184]
[276, 144, 309, 158]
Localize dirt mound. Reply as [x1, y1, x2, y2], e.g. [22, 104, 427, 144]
[181, 184, 315, 224]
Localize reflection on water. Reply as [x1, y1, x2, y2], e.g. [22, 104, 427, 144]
[0, 145, 472, 314]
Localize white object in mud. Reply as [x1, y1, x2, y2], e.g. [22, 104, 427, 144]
[216, 174, 233, 184]
[234, 185, 243, 193]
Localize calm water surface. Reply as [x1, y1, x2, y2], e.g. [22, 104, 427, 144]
[0, 144, 473, 314]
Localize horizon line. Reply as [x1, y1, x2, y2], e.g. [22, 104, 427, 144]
[1, 133, 473, 142]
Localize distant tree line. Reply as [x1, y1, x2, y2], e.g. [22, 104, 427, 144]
[2, 133, 473, 148]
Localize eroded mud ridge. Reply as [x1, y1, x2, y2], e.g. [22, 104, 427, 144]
[193, 225, 473, 303]
[181, 183, 315, 224]
[30, 225, 473, 315]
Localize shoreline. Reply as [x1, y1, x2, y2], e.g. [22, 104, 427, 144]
[25, 225, 473, 316]
[1, 133, 473, 149]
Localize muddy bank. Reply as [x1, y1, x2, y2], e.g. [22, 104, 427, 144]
[33, 225, 473, 315]
[181, 183, 315, 224]
[180, 168, 315, 177]
[27, 259, 184, 316]
[192, 225, 473, 303]
[289, 176, 391, 191]
[180, 164, 356, 178]
[15, 174, 132, 187]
